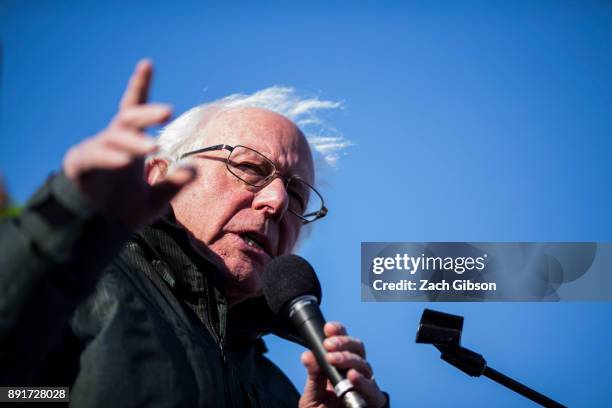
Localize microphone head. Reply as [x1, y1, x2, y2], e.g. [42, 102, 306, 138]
[262, 254, 322, 315]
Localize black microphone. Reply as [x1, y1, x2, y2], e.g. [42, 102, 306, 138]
[262, 255, 367, 408]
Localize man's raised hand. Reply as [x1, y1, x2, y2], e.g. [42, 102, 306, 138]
[62, 59, 195, 228]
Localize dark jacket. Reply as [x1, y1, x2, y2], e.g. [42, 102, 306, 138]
[0, 173, 302, 407]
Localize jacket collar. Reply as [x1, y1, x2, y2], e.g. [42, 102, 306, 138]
[134, 213, 305, 349]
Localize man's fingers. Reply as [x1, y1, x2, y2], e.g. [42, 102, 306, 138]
[300, 340, 386, 407]
[347, 369, 387, 408]
[105, 131, 158, 156]
[69, 141, 132, 173]
[326, 351, 373, 379]
[299, 351, 337, 407]
[119, 59, 153, 109]
[300, 350, 323, 378]
[148, 165, 197, 209]
[323, 335, 366, 358]
[113, 104, 172, 130]
[324, 322, 347, 337]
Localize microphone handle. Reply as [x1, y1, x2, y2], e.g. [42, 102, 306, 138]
[288, 296, 367, 408]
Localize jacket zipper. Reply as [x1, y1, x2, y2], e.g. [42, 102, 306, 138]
[202, 276, 234, 407]
[202, 281, 227, 360]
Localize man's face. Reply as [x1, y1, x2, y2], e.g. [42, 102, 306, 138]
[169, 108, 314, 304]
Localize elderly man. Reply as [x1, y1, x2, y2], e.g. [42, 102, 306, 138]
[0, 61, 387, 407]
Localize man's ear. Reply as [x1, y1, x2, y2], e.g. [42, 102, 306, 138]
[146, 158, 169, 185]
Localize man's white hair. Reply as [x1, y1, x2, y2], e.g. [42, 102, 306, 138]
[154, 86, 350, 170]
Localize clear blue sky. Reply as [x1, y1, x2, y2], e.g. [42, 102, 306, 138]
[2, 1, 612, 406]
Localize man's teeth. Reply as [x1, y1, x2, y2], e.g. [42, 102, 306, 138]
[243, 235, 264, 251]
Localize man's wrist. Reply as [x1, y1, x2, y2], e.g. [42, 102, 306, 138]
[20, 171, 132, 267]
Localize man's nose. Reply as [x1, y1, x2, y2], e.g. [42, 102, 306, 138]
[252, 177, 289, 220]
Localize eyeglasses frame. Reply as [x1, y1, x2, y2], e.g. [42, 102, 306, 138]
[179, 144, 328, 224]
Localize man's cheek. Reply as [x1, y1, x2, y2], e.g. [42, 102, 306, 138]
[281, 224, 301, 254]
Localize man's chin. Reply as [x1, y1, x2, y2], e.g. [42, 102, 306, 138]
[218, 261, 264, 303]
[223, 279, 263, 306]
[204, 239, 268, 303]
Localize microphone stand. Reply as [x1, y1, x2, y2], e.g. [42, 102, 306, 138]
[416, 309, 566, 408]
[436, 345, 566, 408]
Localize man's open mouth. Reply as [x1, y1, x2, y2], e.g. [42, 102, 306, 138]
[240, 232, 270, 256]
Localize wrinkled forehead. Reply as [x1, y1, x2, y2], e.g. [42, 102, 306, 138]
[199, 108, 315, 183]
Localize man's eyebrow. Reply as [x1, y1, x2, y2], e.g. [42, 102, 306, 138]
[253, 146, 311, 180]
[278, 163, 308, 180]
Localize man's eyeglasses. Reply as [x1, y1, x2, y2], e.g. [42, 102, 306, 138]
[180, 144, 328, 224]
